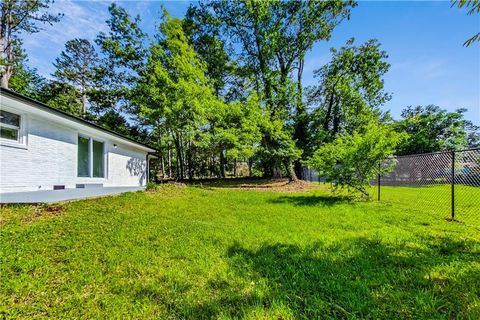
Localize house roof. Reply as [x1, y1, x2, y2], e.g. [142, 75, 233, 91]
[0, 87, 157, 152]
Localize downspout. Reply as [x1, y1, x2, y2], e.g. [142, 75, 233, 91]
[145, 153, 150, 185]
[146, 151, 162, 184]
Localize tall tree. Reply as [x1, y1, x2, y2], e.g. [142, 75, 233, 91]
[194, 0, 355, 180]
[198, 1, 287, 178]
[208, 93, 264, 177]
[394, 105, 475, 155]
[134, 11, 221, 180]
[0, 0, 61, 88]
[93, 3, 146, 115]
[306, 39, 391, 156]
[90, 3, 148, 140]
[183, 4, 231, 98]
[270, 0, 356, 177]
[184, 4, 254, 175]
[52, 38, 98, 116]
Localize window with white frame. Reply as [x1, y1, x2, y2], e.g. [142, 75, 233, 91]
[0, 110, 21, 142]
[77, 135, 105, 178]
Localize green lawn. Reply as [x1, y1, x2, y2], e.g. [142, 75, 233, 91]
[368, 184, 480, 227]
[1, 183, 479, 319]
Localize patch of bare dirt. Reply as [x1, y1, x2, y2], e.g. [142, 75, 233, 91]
[194, 178, 325, 193]
[22, 205, 65, 224]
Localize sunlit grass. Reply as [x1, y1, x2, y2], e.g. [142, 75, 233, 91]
[367, 184, 480, 227]
[1, 184, 479, 319]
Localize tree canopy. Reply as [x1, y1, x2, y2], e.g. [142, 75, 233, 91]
[5, 1, 479, 183]
[53, 38, 98, 115]
[0, 0, 62, 87]
[395, 105, 476, 155]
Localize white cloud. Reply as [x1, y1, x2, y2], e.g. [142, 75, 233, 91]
[22, 0, 111, 76]
[24, 0, 109, 45]
[390, 57, 448, 80]
[423, 59, 447, 79]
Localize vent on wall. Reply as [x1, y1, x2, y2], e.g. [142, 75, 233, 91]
[53, 185, 65, 190]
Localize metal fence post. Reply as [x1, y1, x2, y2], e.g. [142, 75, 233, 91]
[451, 151, 455, 220]
[378, 162, 381, 201]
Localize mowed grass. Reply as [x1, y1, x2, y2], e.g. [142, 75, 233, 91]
[1, 183, 479, 319]
[368, 184, 480, 227]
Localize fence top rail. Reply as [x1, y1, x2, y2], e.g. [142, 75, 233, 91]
[391, 148, 480, 159]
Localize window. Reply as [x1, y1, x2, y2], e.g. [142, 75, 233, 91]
[77, 136, 90, 177]
[77, 135, 105, 178]
[0, 110, 20, 141]
[92, 140, 104, 177]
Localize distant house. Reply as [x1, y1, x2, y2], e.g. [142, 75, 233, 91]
[0, 87, 157, 194]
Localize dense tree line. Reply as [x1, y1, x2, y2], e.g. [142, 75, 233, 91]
[1, 0, 478, 183]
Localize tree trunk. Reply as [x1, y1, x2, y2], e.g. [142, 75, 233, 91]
[180, 135, 186, 181]
[294, 161, 303, 181]
[262, 160, 272, 178]
[168, 148, 172, 178]
[251, 4, 273, 113]
[233, 158, 237, 177]
[81, 92, 87, 117]
[333, 96, 340, 136]
[219, 149, 226, 178]
[187, 140, 194, 180]
[0, 66, 10, 88]
[324, 88, 335, 132]
[284, 159, 298, 182]
[173, 133, 184, 180]
[0, 4, 11, 89]
[293, 57, 306, 179]
[160, 151, 165, 181]
[248, 158, 253, 177]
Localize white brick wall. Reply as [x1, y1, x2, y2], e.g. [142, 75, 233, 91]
[0, 98, 151, 193]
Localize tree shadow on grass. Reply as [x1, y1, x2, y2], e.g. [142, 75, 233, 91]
[163, 236, 480, 319]
[189, 178, 287, 189]
[267, 194, 351, 207]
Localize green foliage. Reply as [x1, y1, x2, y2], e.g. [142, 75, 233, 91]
[135, 12, 212, 124]
[306, 38, 391, 157]
[134, 11, 227, 179]
[145, 181, 158, 191]
[52, 39, 97, 87]
[9, 2, 478, 183]
[94, 110, 148, 141]
[209, 93, 264, 160]
[52, 38, 98, 115]
[0, 0, 62, 87]
[451, 0, 480, 46]
[183, 4, 231, 97]
[1, 186, 479, 318]
[95, 3, 146, 71]
[305, 122, 406, 197]
[38, 81, 83, 117]
[395, 105, 474, 155]
[256, 117, 302, 178]
[93, 3, 147, 114]
[9, 64, 46, 100]
[201, 0, 356, 179]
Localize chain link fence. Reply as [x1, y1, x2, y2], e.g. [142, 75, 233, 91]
[303, 149, 480, 227]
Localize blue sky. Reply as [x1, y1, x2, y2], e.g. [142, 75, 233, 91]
[22, 0, 479, 123]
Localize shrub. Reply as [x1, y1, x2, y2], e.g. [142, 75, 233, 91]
[145, 181, 159, 191]
[305, 122, 406, 197]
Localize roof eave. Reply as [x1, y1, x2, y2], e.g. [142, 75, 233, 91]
[0, 87, 158, 153]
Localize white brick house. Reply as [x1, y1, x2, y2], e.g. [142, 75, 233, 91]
[0, 88, 157, 193]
